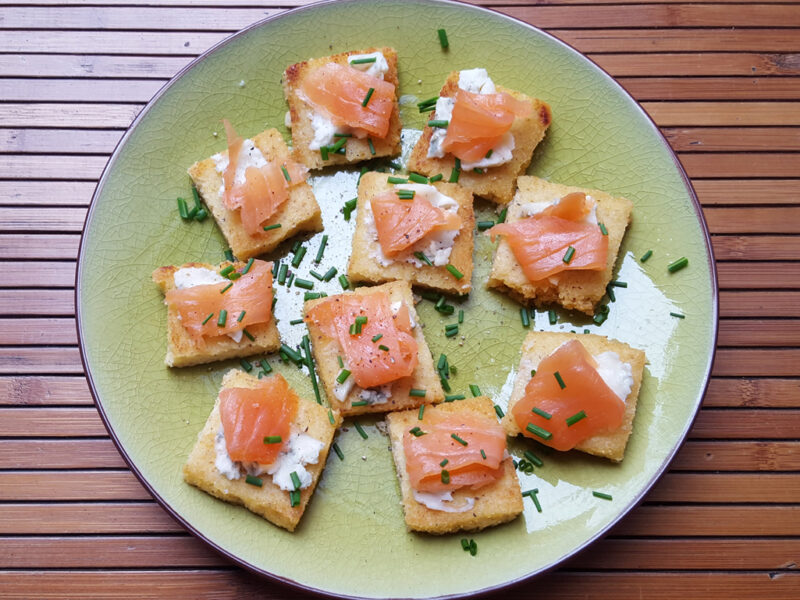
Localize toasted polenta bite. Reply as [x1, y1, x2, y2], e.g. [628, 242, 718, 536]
[188, 123, 322, 260]
[183, 369, 335, 532]
[283, 47, 402, 169]
[407, 68, 551, 204]
[152, 259, 280, 367]
[386, 397, 523, 534]
[347, 172, 474, 295]
[503, 331, 646, 462]
[487, 176, 633, 315]
[304, 280, 443, 417]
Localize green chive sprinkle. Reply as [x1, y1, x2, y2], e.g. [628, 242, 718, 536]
[177, 197, 189, 219]
[220, 265, 234, 277]
[277, 263, 288, 285]
[350, 56, 377, 65]
[429, 173, 443, 183]
[291, 246, 307, 268]
[440, 458, 449, 467]
[640, 249, 653, 262]
[321, 267, 337, 282]
[520, 308, 531, 328]
[554, 371, 566, 389]
[668, 256, 689, 273]
[473, 168, 484, 174]
[417, 97, 438, 112]
[336, 369, 351, 384]
[532, 407, 552, 420]
[531, 491, 542, 513]
[240, 358, 252, 372]
[670, 311, 686, 319]
[388, 161, 402, 170]
[445, 325, 459, 338]
[320, 146, 329, 160]
[245, 474, 263, 487]
[216, 310, 227, 327]
[606, 284, 616, 303]
[259, 360, 272, 375]
[362, 87, 375, 107]
[524, 450, 543, 467]
[410, 250, 432, 267]
[310, 270, 324, 281]
[457, 310, 464, 325]
[446, 264, 464, 280]
[333, 442, 344, 461]
[526, 423, 553, 440]
[294, 278, 314, 290]
[194, 207, 208, 221]
[290, 490, 301, 507]
[372, 334, 383, 343]
[219, 282, 233, 294]
[441, 469, 450, 484]
[263, 435, 282, 444]
[469, 384, 481, 397]
[409, 426, 426, 437]
[497, 207, 508, 224]
[599, 222, 608, 236]
[437, 28, 449, 49]
[409, 389, 426, 398]
[477, 220, 495, 231]
[351, 400, 368, 407]
[303, 292, 321, 301]
[328, 409, 335, 425]
[446, 394, 466, 402]
[408, 172, 428, 184]
[584, 328, 591, 334]
[610, 280, 628, 288]
[450, 433, 468, 446]
[427, 119, 449, 128]
[242, 328, 255, 342]
[354, 422, 368, 439]
[224, 249, 234, 262]
[330, 136, 348, 153]
[563, 246, 575, 264]
[201, 312, 214, 325]
[494, 404, 504, 419]
[343, 198, 357, 221]
[593, 491, 613, 501]
[531, 369, 537, 377]
[339, 274, 350, 289]
[289, 318, 304, 325]
[418, 405, 425, 420]
[280, 343, 303, 364]
[388, 176, 408, 184]
[397, 189, 415, 200]
[312, 235, 328, 264]
[263, 223, 282, 232]
[377, 344, 388, 352]
[566, 410, 586, 426]
[593, 312, 608, 325]
[449, 157, 461, 183]
[337, 356, 344, 368]
[480, 449, 487, 460]
[288, 471, 302, 492]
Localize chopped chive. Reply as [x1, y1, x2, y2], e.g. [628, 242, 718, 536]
[473, 168, 484, 174]
[336, 369, 351, 384]
[531, 491, 542, 513]
[321, 266, 338, 282]
[439, 394, 461, 402]
[444, 326, 459, 338]
[338, 274, 350, 289]
[457, 309, 464, 324]
[216, 309, 227, 327]
[497, 207, 508, 224]
[312, 234, 328, 264]
[290, 490, 301, 507]
[330, 136, 348, 153]
[343, 197, 357, 221]
[260, 359, 272, 374]
[350, 56, 377, 65]
[277, 263, 288, 285]
[408, 172, 428, 184]
[303, 292, 321, 301]
[397, 189, 415, 200]
[239, 358, 252, 372]
[289, 318, 304, 325]
[420, 291, 441, 302]
[532, 407, 552, 420]
[310, 270, 324, 281]
[177, 197, 189, 219]
[418, 405, 425, 420]
[294, 278, 314, 290]
[262, 223, 282, 232]
[449, 158, 461, 183]
[242, 328, 255, 342]
[388, 176, 408, 184]
[332, 442, 344, 460]
[450, 433, 468, 446]
[440, 458, 449, 467]
[606, 284, 616, 302]
[437, 28, 449, 49]
[584, 328, 591, 334]
[524, 450, 543, 467]
[333, 132, 353, 138]
[469, 384, 481, 397]
[429, 173, 443, 182]
[520, 308, 530, 328]
[388, 161, 402, 170]
[219, 282, 233, 294]
[526, 423, 553, 440]
[280, 343, 303, 364]
[245, 474, 263, 487]
[468, 539, 477, 556]
[417, 96, 438, 112]
[351, 400, 368, 407]
[361, 87, 375, 107]
[563, 246, 575, 264]
[368, 334, 382, 344]
[566, 410, 586, 426]
[427, 119, 449, 128]
[279, 164, 291, 183]
[194, 207, 208, 221]
[477, 220, 495, 231]
[494, 404, 504, 419]
[236, 310, 246, 323]
[409, 426, 426, 437]
[291, 246, 307, 268]
[289, 471, 302, 491]
[224, 248, 234, 262]
[320, 146, 329, 161]
[599, 222, 608, 236]
[354, 422, 368, 439]
[593, 491, 613, 501]
[220, 265, 235, 277]
[548, 310, 557, 325]
[530, 369, 537, 377]
[437, 353, 447, 373]
[227, 271, 240, 280]
[376, 344, 389, 351]
[668, 256, 689, 273]
[670, 311, 686, 319]
[328, 409, 335, 425]
[446, 264, 464, 280]
[409, 389, 426, 398]
[554, 371, 566, 389]
[610, 280, 628, 288]
[337, 356, 344, 368]
[239, 258, 254, 275]
[264, 435, 282, 444]
[640, 249, 653, 262]
[593, 312, 608, 325]
[201, 312, 214, 325]
[480, 449, 487, 459]
[441, 469, 450, 484]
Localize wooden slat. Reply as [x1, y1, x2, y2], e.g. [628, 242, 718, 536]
[0, 156, 108, 180]
[0, 471, 151, 501]
[672, 441, 800, 471]
[0, 261, 75, 288]
[721, 291, 800, 317]
[665, 128, 800, 153]
[0, 181, 96, 206]
[0, 128, 123, 154]
[680, 153, 800, 179]
[713, 236, 800, 261]
[0, 503, 178, 535]
[705, 208, 800, 235]
[0, 376, 92, 406]
[717, 263, 800, 289]
[595, 52, 800, 77]
[0, 104, 142, 128]
[0, 289, 74, 315]
[689, 409, 800, 440]
[704, 378, 800, 408]
[718, 319, 800, 347]
[0, 234, 80, 259]
[0, 318, 77, 345]
[694, 180, 800, 206]
[620, 76, 800, 101]
[643, 102, 800, 127]
[0, 78, 164, 103]
[0, 439, 125, 469]
[0, 407, 106, 437]
[0, 54, 190, 79]
[0, 208, 86, 233]
[0, 347, 84, 374]
[648, 473, 799, 503]
[713, 350, 800, 377]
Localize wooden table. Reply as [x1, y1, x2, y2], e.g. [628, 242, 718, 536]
[2, 1, 798, 598]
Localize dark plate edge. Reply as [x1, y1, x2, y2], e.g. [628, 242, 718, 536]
[74, 1, 720, 599]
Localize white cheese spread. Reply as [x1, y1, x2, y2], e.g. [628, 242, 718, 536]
[517, 194, 598, 225]
[174, 267, 226, 290]
[309, 111, 338, 151]
[457, 68, 496, 94]
[347, 51, 389, 80]
[413, 490, 476, 513]
[214, 430, 241, 480]
[594, 351, 635, 402]
[212, 138, 267, 195]
[358, 385, 391, 405]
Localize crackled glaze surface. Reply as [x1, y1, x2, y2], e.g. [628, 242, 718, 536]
[77, 1, 716, 597]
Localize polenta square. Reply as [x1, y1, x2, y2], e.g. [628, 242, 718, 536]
[347, 172, 475, 295]
[487, 176, 633, 315]
[304, 280, 443, 417]
[407, 69, 551, 204]
[183, 369, 335, 532]
[386, 397, 523, 534]
[283, 47, 402, 169]
[502, 331, 646, 462]
[188, 127, 322, 260]
[152, 259, 280, 367]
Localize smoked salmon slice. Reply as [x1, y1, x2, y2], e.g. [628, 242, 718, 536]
[441, 89, 532, 163]
[404, 411, 506, 493]
[218, 373, 298, 464]
[488, 192, 608, 282]
[512, 340, 625, 451]
[165, 259, 273, 343]
[305, 291, 418, 389]
[299, 62, 396, 139]
[371, 189, 461, 257]
[222, 120, 308, 236]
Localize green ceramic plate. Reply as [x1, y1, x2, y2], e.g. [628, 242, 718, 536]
[77, 0, 717, 597]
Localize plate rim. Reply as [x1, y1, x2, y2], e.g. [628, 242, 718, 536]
[75, 0, 720, 597]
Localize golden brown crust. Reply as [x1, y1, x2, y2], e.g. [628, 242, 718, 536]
[187, 128, 322, 260]
[501, 331, 646, 462]
[486, 176, 633, 315]
[183, 369, 335, 532]
[303, 280, 443, 417]
[283, 47, 402, 169]
[346, 172, 475, 295]
[151, 261, 280, 367]
[386, 396, 523, 534]
[407, 72, 551, 204]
